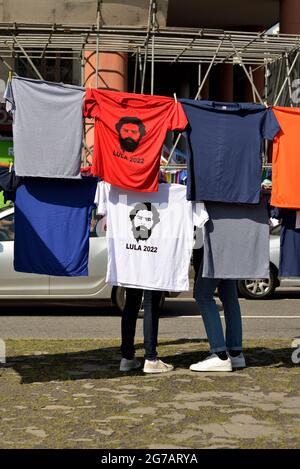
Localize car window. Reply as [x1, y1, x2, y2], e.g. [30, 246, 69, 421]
[0, 213, 15, 241]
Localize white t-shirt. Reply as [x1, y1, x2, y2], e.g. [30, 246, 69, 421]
[95, 182, 208, 291]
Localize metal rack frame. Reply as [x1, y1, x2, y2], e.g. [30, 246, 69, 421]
[1, 0, 299, 168]
[1, 22, 300, 64]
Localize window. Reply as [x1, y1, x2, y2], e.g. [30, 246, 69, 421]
[15, 55, 77, 85]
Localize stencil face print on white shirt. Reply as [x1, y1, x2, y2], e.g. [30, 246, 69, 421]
[129, 202, 160, 242]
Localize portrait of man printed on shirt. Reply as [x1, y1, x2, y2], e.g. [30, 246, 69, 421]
[115, 117, 146, 153]
[129, 202, 160, 242]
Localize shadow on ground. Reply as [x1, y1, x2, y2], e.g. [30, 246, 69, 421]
[1, 338, 298, 384]
[0, 338, 299, 449]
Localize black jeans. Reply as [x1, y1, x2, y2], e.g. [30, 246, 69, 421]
[192, 246, 204, 297]
[121, 288, 162, 360]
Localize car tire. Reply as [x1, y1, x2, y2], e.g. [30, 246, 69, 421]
[111, 286, 127, 312]
[237, 264, 278, 300]
[111, 286, 165, 313]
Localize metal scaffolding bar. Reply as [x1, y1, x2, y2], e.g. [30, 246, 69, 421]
[285, 52, 293, 106]
[195, 39, 223, 100]
[2, 21, 300, 167]
[274, 50, 300, 105]
[11, 34, 43, 79]
[166, 39, 223, 165]
[141, 0, 153, 93]
[229, 37, 264, 105]
[1, 24, 300, 64]
[249, 66, 256, 103]
[95, 0, 101, 89]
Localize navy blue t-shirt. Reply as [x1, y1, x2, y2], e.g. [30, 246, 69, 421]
[14, 177, 97, 276]
[276, 209, 300, 277]
[180, 100, 280, 204]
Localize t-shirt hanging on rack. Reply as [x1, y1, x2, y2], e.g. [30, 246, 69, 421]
[4, 76, 85, 179]
[274, 209, 300, 277]
[202, 197, 270, 279]
[84, 89, 188, 192]
[94, 182, 209, 291]
[271, 107, 300, 209]
[180, 100, 280, 204]
[0, 167, 21, 203]
[14, 177, 97, 276]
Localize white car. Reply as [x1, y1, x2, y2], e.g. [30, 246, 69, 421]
[0, 205, 124, 305]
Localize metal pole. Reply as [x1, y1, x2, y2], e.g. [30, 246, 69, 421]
[264, 60, 269, 103]
[273, 55, 283, 103]
[150, 0, 157, 95]
[167, 40, 223, 165]
[249, 67, 256, 102]
[133, 48, 138, 93]
[141, 0, 153, 93]
[263, 59, 269, 166]
[95, 0, 101, 88]
[151, 34, 155, 95]
[0, 55, 16, 74]
[285, 52, 293, 106]
[229, 38, 264, 105]
[274, 50, 300, 105]
[219, 29, 267, 65]
[10, 35, 44, 80]
[195, 39, 223, 100]
[80, 48, 85, 87]
[198, 63, 201, 91]
[138, 47, 143, 84]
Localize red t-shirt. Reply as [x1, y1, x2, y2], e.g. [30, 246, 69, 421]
[84, 89, 188, 192]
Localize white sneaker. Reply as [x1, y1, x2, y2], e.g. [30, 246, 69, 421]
[229, 352, 246, 369]
[120, 357, 141, 372]
[190, 354, 233, 372]
[143, 359, 174, 374]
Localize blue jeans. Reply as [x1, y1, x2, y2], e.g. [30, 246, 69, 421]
[195, 276, 242, 353]
[121, 288, 162, 360]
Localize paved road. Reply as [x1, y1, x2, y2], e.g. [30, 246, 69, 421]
[1, 287, 300, 341]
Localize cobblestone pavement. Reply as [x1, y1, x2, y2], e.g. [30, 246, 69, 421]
[0, 338, 299, 449]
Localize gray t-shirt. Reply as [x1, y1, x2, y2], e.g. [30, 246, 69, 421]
[202, 198, 269, 279]
[5, 76, 85, 178]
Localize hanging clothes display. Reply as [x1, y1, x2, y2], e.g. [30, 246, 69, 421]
[159, 168, 187, 184]
[272, 208, 300, 277]
[180, 99, 280, 204]
[202, 196, 270, 279]
[0, 167, 21, 203]
[84, 89, 188, 192]
[14, 177, 97, 276]
[4, 76, 85, 179]
[271, 106, 300, 209]
[94, 182, 209, 291]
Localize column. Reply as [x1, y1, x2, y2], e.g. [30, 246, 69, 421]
[83, 52, 128, 165]
[280, 0, 300, 34]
